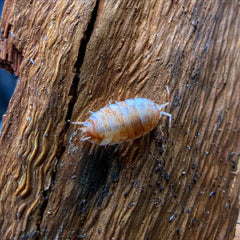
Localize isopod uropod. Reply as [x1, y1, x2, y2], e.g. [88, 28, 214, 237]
[72, 93, 171, 146]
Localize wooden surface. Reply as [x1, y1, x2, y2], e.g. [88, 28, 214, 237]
[0, 0, 239, 239]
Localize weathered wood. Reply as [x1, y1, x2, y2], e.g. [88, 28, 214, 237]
[0, 0, 239, 239]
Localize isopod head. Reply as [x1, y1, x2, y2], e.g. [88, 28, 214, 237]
[77, 121, 101, 144]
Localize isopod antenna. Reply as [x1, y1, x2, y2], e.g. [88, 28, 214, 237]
[71, 122, 84, 125]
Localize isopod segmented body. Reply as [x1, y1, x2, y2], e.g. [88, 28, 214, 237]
[72, 97, 171, 145]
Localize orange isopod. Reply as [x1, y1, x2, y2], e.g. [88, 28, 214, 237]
[72, 96, 171, 146]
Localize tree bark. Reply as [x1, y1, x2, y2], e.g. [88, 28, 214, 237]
[0, 0, 239, 239]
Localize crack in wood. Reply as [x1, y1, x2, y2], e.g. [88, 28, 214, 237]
[36, 0, 101, 234]
[65, 0, 100, 125]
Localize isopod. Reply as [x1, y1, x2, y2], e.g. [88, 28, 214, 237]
[72, 94, 171, 146]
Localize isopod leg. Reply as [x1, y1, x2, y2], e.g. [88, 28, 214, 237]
[157, 102, 169, 110]
[160, 111, 172, 130]
[165, 86, 170, 102]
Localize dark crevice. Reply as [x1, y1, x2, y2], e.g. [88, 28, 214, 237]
[65, 0, 100, 125]
[36, 190, 48, 233]
[35, 148, 61, 238]
[36, 1, 100, 235]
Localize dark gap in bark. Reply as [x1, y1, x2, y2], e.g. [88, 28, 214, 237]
[65, 0, 100, 124]
[36, 0, 101, 233]
[36, 190, 48, 236]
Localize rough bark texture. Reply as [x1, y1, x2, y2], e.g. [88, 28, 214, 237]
[0, 0, 239, 239]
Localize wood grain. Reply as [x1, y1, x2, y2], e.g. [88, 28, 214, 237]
[0, 0, 239, 239]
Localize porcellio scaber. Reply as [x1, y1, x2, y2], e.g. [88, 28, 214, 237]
[72, 96, 172, 146]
